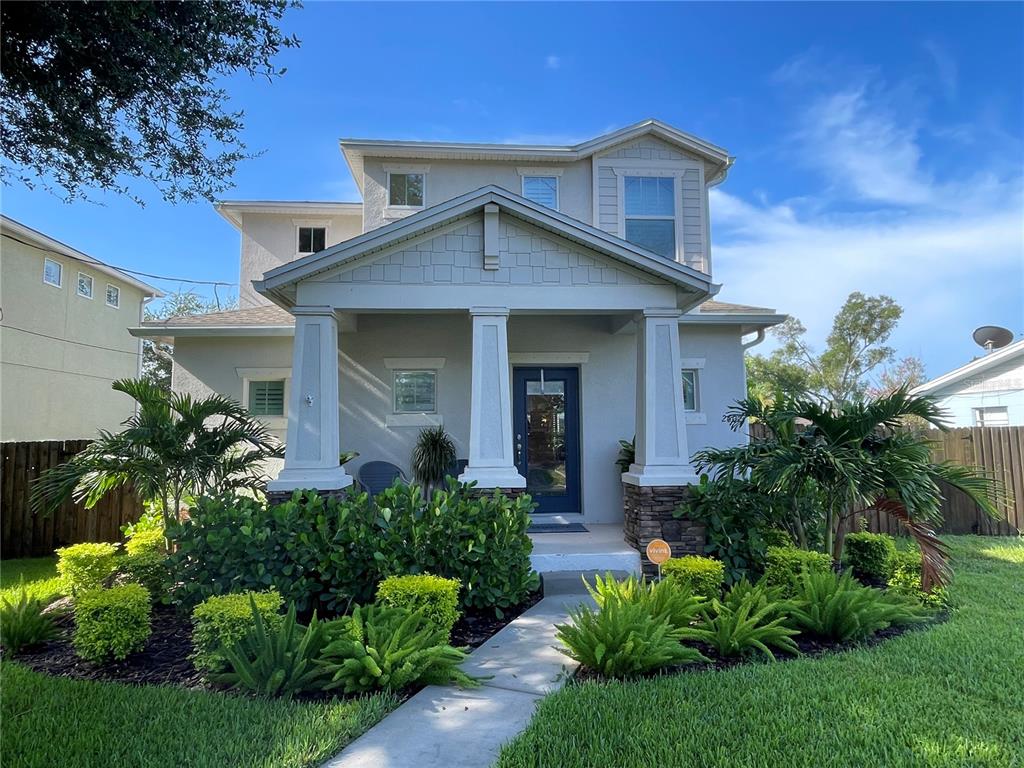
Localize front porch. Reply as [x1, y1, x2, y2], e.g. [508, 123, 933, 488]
[529, 523, 642, 582]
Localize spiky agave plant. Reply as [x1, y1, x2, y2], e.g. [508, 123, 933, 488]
[411, 426, 457, 495]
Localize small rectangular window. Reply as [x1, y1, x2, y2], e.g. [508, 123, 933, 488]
[77, 272, 94, 299]
[973, 406, 1009, 427]
[389, 173, 425, 207]
[298, 226, 326, 254]
[394, 370, 437, 413]
[681, 369, 699, 412]
[624, 176, 676, 259]
[105, 284, 120, 308]
[43, 258, 62, 287]
[522, 176, 559, 209]
[248, 379, 286, 417]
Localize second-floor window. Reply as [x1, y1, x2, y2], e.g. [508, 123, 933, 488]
[77, 272, 94, 299]
[522, 176, 559, 209]
[43, 258, 62, 287]
[105, 284, 120, 308]
[298, 226, 326, 254]
[624, 176, 676, 259]
[388, 172, 425, 207]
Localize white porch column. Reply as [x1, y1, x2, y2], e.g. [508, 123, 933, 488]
[267, 306, 353, 492]
[459, 307, 526, 489]
[622, 308, 698, 486]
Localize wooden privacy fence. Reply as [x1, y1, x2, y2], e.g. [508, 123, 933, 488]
[746, 424, 1023, 536]
[1, 440, 145, 559]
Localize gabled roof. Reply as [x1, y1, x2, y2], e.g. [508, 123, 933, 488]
[1, 214, 162, 297]
[255, 185, 718, 308]
[340, 119, 733, 194]
[912, 338, 1024, 396]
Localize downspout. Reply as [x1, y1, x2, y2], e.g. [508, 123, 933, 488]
[741, 328, 766, 350]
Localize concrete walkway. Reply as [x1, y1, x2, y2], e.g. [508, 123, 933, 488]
[322, 593, 590, 768]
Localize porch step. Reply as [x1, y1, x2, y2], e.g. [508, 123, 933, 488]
[529, 523, 641, 581]
[541, 570, 634, 596]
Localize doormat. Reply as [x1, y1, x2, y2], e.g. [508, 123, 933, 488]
[528, 523, 589, 534]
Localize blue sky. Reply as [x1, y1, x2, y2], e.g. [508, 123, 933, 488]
[3, 2, 1022, 379]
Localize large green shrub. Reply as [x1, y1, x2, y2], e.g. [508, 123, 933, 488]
[762, 547, 833, 592]
[168, 481, 539, 616]
[318, 604, 477, 694]
[0, 580, 57, 653]
[661, 556, 725, 599]
[73, 584, 151, 663]
[118, 550, 169, 598]
[843, 532, 897, 582]
[125, 527, 166, 557]
[376, 574, 460, 638]
[191, 590, 284, 673]
[556, 599, 706, 678]
[56, 542, 119, 594]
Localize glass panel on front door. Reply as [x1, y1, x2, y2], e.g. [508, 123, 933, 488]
[513, 367, 580, 515]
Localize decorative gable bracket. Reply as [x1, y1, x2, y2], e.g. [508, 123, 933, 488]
[483, 203, 500, 270]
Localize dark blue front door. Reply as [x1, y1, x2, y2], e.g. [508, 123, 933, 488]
[512, 367, 581, 515]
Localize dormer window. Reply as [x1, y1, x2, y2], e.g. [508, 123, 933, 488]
[624, 176, 676, 259]
[297, 226, 326, 254]
[388, 172, 425, 208]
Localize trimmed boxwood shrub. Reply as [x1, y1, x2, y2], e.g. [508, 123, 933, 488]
[125, 527, 165, 557]
[73, 584, 151, 663]
[887, 548, 947, 607]
[762, 546, 833, 592]
[191, 590, 284, 673]
[57, 542, 119, 595]
[168, 481, 539, 616]
[661, 556, 725, 598]
[843, 532, 897, 581]
[376, 574, 461, 637]
[118, 551, 169, 598]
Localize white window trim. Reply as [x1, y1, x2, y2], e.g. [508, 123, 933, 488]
[383, 357, 446, 370]
[237, 367, 291, 429]
[105, 283, 120, 308]
[293, 221, 331, 256]
[386, 413, 444, 428]
[77, 272, 94, 299]
[43, 258, 62, 287]
[519, 173, 561, 211]
[615, 170, 684, 262]
[681, 360, 706, 423]
[384, 165, 429, 214]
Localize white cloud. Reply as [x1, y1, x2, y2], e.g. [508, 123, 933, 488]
[544, 54, 561, 70]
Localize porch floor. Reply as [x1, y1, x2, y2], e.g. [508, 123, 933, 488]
[528, 523, 641, 577]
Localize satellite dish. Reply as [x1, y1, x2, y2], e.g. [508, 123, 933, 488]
[972, 325, 1014, 353]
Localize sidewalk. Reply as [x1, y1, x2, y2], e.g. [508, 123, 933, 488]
[322, 593, 589, 768]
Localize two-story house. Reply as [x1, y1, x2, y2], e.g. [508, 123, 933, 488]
[133, 119, 785, 565]
[1, 215, 162, 441]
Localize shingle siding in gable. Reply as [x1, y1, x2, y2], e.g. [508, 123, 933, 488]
[598, 166, 619, 236]
[681, 168, 704, 271]
[601, 136, 702, 163]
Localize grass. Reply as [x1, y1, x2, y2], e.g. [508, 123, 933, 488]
[0, 557, 62, 604]
[0, 558, 399, 768]
[498, 536, 1024, 768]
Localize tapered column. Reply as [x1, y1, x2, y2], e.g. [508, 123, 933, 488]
[459, 307, 526, 489]
[622, 308, 697, 486]
[268, 306, 352, 492]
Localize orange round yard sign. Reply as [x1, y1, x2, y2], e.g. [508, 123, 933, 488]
[646, 538, 672, 565]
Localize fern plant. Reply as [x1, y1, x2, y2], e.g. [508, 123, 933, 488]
[412, 426, 458, 494]
[318, 604, 478, 694]
[556, 599, 707, 678]
[689, 580, 799, 660]
[0, 579, 58, 654]
[785, 570, 930, 642]
[584, 572, 703, 632]
[215, 599, 329, 698]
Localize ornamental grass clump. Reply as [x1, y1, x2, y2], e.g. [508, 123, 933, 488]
[73, 584, 151, 663]
[556, 599, 707, 678]
[690, 579, 799, 660]
[318, 604, 478, 694]
[0, 579, 58, 654]
[56, 542, 119, 595]
[192, 590, 284, 673]
[376, 574, 461, 638]
[661, 555, 725, 599]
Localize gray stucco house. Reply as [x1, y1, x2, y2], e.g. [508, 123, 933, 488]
[133, 119, 785, 570]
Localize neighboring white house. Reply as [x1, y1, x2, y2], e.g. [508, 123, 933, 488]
[131, 119, 785, 562]
[912, 339, 1024, 427]
[1, 215, 162, 441]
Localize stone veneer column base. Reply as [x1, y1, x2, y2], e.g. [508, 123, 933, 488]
[266, 487, 354, 506]
[622, 482, 705, 578]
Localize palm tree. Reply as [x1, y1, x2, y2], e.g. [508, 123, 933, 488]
[693, 386, 1005, 590]
[31, 378, 283, 529]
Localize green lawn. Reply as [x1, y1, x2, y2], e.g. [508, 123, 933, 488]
[0, 556, 62, 604]
[498, 536, 1024, 768]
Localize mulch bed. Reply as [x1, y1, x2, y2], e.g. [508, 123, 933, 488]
[9, 590, 545, 693]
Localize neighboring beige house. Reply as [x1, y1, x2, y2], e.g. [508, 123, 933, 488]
[133, 119, 785, 570]
[0, 215, 162, 441]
